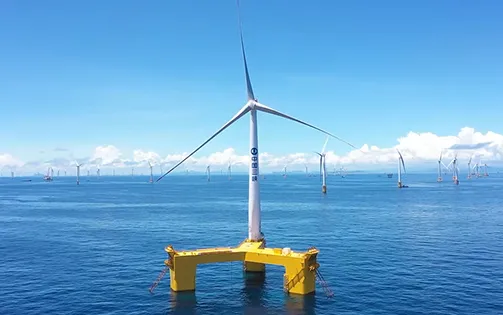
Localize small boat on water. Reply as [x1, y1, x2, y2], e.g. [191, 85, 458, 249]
[387, 173, 393, 178]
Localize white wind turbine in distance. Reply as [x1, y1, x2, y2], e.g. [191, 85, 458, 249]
[206, 165, 211, 182]
[452, 153, 459, 185]
[76, 162, 83, 185]
[156, 1, 357, 241]
[227, 160, 232, 180]
[467, 155, 473, 179]
[437, 152, 443, 182]
[148, 161, 154, 183]
[315, 136, 329, 194]
[397, 149, 407, 188]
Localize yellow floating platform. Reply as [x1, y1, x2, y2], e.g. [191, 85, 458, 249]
[164, 239, 320, 295]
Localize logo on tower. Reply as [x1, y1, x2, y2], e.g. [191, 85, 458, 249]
[251, 147, 259, 181]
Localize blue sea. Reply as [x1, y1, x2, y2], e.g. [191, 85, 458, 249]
[1, 173, 502, 314]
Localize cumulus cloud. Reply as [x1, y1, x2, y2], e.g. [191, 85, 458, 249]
[0, 153, 23, 169]
[92, 145, 122, 166]
[3, 127, 503, 175]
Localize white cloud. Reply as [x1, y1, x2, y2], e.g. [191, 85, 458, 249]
[0, 153, 23, 169]
[133, 150, 161, 165]
[91, 145, 122, 166]
[3, 127, 503, 175]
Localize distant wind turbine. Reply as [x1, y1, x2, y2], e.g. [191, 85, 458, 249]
[155, 3, 356, 242]
[315, 136, 329, 194]
[452, 154, 459, 185]
[467, 155, 473, 179]
[76, 163, 83, 185]
[228, 160, 232, 180]
[282, 165, 287, 178]
[397, 149, 407, 188]
[437, 152, 443, 182]
[148, 161, 154, 183]
[206, 165, 211, 182]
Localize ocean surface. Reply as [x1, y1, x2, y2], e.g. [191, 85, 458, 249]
[1, 172, 502, 314]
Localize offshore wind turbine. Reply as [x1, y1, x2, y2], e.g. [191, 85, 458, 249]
[227, 160, 232, 180]
[155, 4, 357, 246]
[148, 161, 154, 183]
[437, 152, 443, 182]
[467, 155, 473, 179]
[452, 154, 459, 185]
[206, 165, 211, 182]
[305, 164, 309, 177]
[397, 149, 407, 188]
[76, 163, 83, 185]
[314, 136, 329, 193]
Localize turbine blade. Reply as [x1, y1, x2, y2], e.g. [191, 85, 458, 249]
[321, 136, 329, 154]
[236, 0, 254, 100]
[156, 103, 251, 182]
[254, 102, 357, 149]
[397, 149, 406, 173]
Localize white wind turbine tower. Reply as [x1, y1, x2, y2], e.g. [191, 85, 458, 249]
[483, 163, 489, 177]
[304, 164, 309, 177]
[206, 165, 211, 182]
[64, 169, 67, 176]
[76, 163, 83, 185]
[227, 160, 232, 180]
[467, 155, 473, 179]
[437, 152, 443, 182]
[131, 167, 134, 177]
[96, 166, 101, 179]
[397, 149, 407, 188]
[156, 5, 357, 242]
[148, 161, 154, 183]
[452, 154, 459, 185]
[282, 165, 287, 178]
[57, 170, 60, 177]
[314, 136, 329, 194]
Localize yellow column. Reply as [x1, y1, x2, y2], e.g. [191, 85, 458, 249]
[284, 264, 316, 295]
[243, 238, 266, 273]
[244, 261, 265, 272]
[169, 259, 197, 292]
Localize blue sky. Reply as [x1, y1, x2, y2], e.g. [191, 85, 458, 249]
[1, 0, 502, 168]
